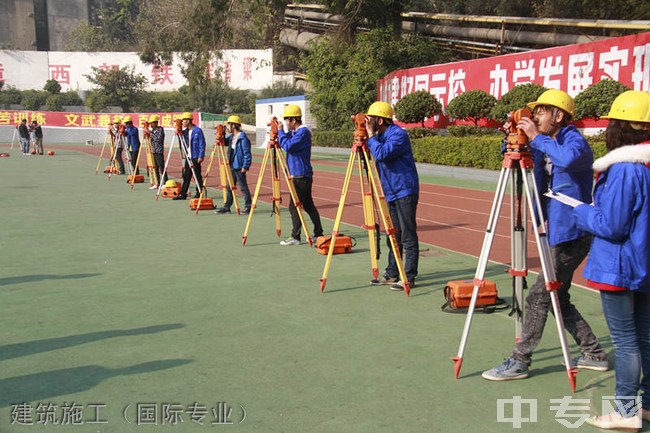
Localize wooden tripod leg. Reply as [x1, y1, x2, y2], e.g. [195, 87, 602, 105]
[361, 149, 411, 296]
[195, 145, 218, 215]
[320, 149, 357, 292]
[96, 134, 109, 175]
[358, 157, 379, 280]
[276, 150, 312, 246]
[242, 145, 271, 245]
[218, 145, 240, 214]
[155, 135, 176, 201]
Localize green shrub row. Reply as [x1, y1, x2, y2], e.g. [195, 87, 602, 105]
[312, 129, 608, 171]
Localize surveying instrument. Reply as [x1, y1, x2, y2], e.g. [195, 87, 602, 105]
[451, 108, 578, 391]
[155, 119, 201, 200]
[107, 122, 133, 181]
[242, 118, 312, 246]
[319, 113, 411, 296]
[194, 124, 238, 215]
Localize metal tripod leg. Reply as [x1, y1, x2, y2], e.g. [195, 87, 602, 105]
[510, 168, 527, 341]
[194, 143, 217, 215]
[520, 165, 578, 392]
[452, 157, 578, 392]
[155, 134, 178, 200]
[179, 135, 202, 196]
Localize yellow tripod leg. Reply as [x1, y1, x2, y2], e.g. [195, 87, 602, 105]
[363, 150, 410, 296]
[276, 150, 312, 246]
[271, 147, 282, 237]
[242, 145, 271, 245]
[95, 133, 109, 175]
[130, 145, 144, 190]
[195, 145, 218, 215]
[320, 150, 357, 292]
[358, 156, 379, 280]
[219, 146, 241, 214]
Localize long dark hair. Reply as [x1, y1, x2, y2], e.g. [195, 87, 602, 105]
[605, 119, 650, 151]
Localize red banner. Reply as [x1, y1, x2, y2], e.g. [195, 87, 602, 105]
[0, 111, 200, 129]
[378, 32, 650, 128]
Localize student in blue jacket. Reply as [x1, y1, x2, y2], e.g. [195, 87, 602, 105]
[174, 112, 205, 200]
[483, 89, 607, 381]
[215, 115, 252, 214]
[365, 101, 420, 292]
[575, 91, 650, 432]
[277, 104, 324, 246]
[123, 115, 141, 175]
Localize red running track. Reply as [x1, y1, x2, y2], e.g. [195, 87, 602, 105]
[67, 144, 589, 287]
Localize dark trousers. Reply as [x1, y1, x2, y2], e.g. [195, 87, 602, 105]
[114, 148, 125, 174]
[385, 194, 419, 283]
[129, 150, 140, 174]
[224, 169, 252, 209]
[153, 153, 167, 184]
[180, 158, 203, 197]
[289, 177, 323, 241]
[512, 235, 606, 365]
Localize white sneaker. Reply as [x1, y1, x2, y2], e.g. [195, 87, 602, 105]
[149, 185, 158, 190]
[280, 238, 300, 246]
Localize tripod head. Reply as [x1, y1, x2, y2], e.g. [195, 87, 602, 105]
[504, 108, 532, 152]
[267, 117, 280, 147]
[174, 118, 183, 135]
[215, 124, 226, 146]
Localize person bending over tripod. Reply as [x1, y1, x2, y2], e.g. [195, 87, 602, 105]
[277, 104, 324, 246]
[365, 101, 420, 292]
[483, 89, 607, 381]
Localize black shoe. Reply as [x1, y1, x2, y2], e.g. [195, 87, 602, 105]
[214, 207, 230, 214]
[193, 193, 201, 199]
[240, 208, 251, 215]
[173, 194, 187, 200]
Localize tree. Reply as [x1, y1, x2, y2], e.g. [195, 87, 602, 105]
[66, 0, 140, 51]
[84, 66, 148, 112]
[574, 79, 630, 120]
[302, 28, 442, 129]
[43, 79, 62, 94]
[445, 90, 497, 125]
[394, 90, 442, 127]
[491, 83, 546, 122]
[259, 81, 305, 99]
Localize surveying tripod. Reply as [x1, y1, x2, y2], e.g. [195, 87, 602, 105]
[95, 130, 113, 175]
[451, 108, 578, 392]
[142, 121, 159, 188]
[108, 124, 133, 181]
[194, 124, 240, 215]
[242, 118, 312, 246]
[155, 119, 201, 200]
[319, 113, 411, 296]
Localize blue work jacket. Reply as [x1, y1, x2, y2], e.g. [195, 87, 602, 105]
[574, 143, 650, 292]
[125, 126, 140, 152]
[279, 125, 313, 177]
[227, 131, 252, 170]
[182, 125, 206, 159]
[367, 123, 419, 203]
[530, 125, 593, 246]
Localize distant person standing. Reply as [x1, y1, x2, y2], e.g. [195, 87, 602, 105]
[17, 119, 30, 155]
[123, 115, 140, 175]
[215, 115, 252, 214]
[148, 114, 166, 188]
[173, 112, 205, 200]
[109, 118, 126, 175]
[31, 121, 44, 155]
[277, 104, 324, 245]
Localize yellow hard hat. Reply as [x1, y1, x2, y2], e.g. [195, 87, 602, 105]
[227, 115, 241, 125]
[602, 90, 650, 123]
[181, 112, 193, 120]
[149, 114, 160, 123]
[527, 89, 575, 119]
[112, 117, 121, 124]
[367, 101, 394, 119]
[164, 179, 178, 188]
[122, 115, 133, 122]
[283, 104, 302, 118]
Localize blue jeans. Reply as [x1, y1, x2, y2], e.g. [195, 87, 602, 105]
[385, 194, 419, 283]
[20, 137, 29, 153]
[224, 169, 252, 209]
[601, 290, 650, 412]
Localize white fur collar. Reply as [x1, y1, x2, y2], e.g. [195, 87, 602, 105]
[593, 143, 650, 172]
